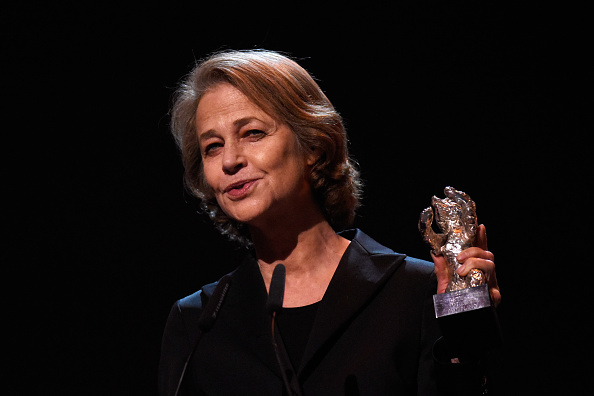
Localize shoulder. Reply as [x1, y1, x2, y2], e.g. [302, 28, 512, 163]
[176, 261, 246, 313]
[342, 228, 437, 298]
[177, 289, 204, 310]
[401, 256, 435, 278]
[177, 281, 217, 311]
[333, 229, 436, 305]
[164, 272, 234, 345]
[340, 228, 396, 256]
[342, 228, 434, 274]
[177, 272, 233, 312]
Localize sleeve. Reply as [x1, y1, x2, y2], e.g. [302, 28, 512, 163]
[159, 288, 210, 396]
[416, 271, 445, 395]
[431, 337, 488, 395]
[417, 271, 500, 395]
[158, 301, 194, 396]
[432, 304, 503, 396]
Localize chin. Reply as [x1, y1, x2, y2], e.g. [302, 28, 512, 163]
[220, 200, 267, 226]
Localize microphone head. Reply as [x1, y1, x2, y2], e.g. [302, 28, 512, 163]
[266, 264, 286, 314]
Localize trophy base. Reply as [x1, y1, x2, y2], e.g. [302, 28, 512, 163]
[434, 284, 502, 355]
[433, 284, 491, 318]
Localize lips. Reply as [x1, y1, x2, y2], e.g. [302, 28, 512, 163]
[223, 179, 259, 199]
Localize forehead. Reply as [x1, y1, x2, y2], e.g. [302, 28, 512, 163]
[195, 83, 272, 131]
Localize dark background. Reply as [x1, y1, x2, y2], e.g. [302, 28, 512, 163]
[7, 1, 589, 395]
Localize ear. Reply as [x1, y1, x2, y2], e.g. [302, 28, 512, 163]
[306, 146, 322, 166]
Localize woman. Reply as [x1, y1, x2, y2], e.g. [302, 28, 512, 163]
[159, 50, 501, 395]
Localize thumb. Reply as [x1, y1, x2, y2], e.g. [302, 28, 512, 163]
[476, 224, 488, 250]
[431, 252, 449, 294]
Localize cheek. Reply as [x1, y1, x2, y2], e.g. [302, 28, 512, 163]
[200, 161, 220, 195]
[260, 138, 305, 171]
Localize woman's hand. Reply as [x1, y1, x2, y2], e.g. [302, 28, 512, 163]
[431, 224, 501, 306]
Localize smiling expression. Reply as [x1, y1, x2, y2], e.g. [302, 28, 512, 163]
[195, 83, 318, 229]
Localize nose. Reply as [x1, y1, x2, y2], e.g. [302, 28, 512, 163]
[221, 142, 247, 175]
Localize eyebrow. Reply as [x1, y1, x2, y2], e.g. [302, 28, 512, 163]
[198, 117, 268, 142]
[234, 117, 260, 129]
[197, 129, 218, 143]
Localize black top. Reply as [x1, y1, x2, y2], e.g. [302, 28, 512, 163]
[159, 229, 498, 395]
[276, 302, 321, 370]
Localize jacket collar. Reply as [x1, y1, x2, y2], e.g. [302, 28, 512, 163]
[216, 229, 407, 380]
[299, 229, 406, 374]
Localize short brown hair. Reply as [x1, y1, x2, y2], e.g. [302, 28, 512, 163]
[170, 49, 362, 246]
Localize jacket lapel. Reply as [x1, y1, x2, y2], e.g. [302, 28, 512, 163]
[217, 230, 406, 382]
[298, 229, 406, 374]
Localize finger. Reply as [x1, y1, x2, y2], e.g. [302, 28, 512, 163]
[431, 252, 447, 271]
[476, 224, 488, 250]
[457, 247, 494, 263]
[490, 287, 502, 307]
[455, 257, 494, 278]
[474, 225, 501, 306]
[455, 257, 501, 307]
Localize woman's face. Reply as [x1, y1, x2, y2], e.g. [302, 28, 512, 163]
[195, 83, 317, 228]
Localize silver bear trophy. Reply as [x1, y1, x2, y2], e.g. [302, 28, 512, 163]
[418, 186, 486, 293]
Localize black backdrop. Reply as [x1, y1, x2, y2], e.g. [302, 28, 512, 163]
[7, 2, 589, 395]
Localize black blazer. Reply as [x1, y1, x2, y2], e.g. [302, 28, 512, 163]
[159, 229, 490, 395]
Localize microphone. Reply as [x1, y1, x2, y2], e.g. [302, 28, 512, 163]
[267, 264, 286, 314]
[198, 275, 232, 332]
[174, 274, 231, 396]
[267, 264, 302, 396]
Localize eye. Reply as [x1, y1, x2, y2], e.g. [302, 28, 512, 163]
[244, 129, 266, 139]
[203, 142, 223, 156]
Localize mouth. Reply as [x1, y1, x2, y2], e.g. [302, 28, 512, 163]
[223, 179, 259, 199]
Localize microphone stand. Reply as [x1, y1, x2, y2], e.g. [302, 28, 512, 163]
[267, 264, 303, 396]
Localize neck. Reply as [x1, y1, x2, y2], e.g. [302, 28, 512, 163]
[250, 211, 351, 307]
